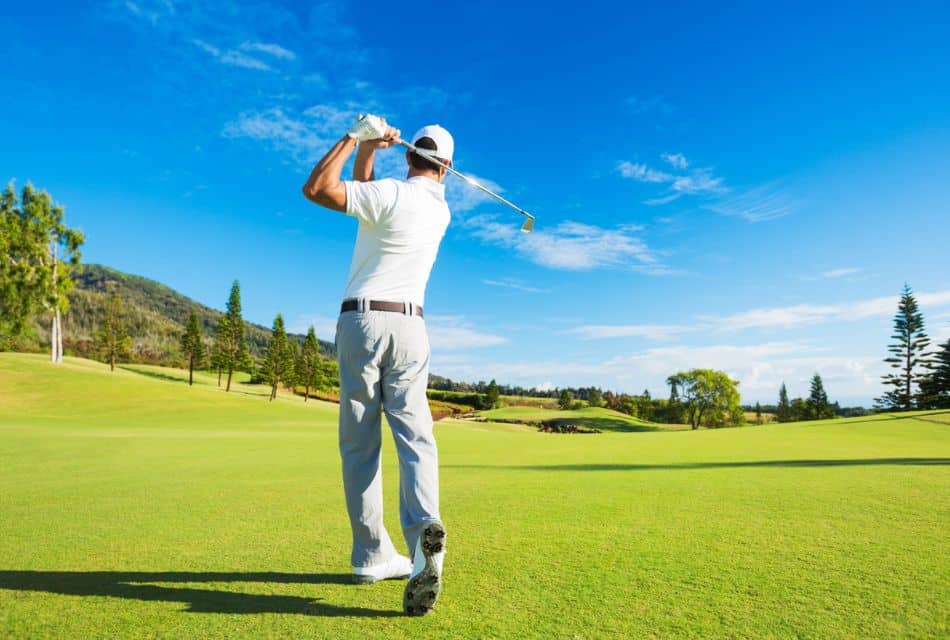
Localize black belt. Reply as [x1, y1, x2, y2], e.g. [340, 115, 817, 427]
[340, 299, 424, 318]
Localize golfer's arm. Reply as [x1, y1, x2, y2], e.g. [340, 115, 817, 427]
[353, 144, 375, 182]
[301, 135, 357, 212]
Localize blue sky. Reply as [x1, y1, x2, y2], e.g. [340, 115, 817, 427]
[3, 1, 949, 405]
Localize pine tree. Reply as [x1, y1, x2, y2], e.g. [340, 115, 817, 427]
[876, 284, 931, 410]
[284, 339, 300, 392]
[558, 389, 573, 410]
[920, 337, 950, 409]
[222, 281, 249, 392]
[300, 326, 321, 402]
[754, 402, 763, 424]
[777, 383, 791, 423]
[97, 293, 132, 371]
[806, 373, 832, 420]
[263, 313, 288, 402]
[180, 309, 204, 386]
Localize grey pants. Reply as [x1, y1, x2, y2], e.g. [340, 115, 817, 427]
[335, 306, 441, 567]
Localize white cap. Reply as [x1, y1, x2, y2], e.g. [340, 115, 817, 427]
[411, 124, 454, 162]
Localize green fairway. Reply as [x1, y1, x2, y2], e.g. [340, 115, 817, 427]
[1, 353, 948, 638]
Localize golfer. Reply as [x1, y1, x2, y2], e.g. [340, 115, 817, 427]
[301, 114, 450, 616]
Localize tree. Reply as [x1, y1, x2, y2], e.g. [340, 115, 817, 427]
[486, 379, 501, 409]
[262, 313, 289, 401]
[558, 389, 573, 410]
[97, 293, 132, 371]
[210, 315, 230, 387]
[876, 285, 932, 410]
[667, 369, 743, 430]
[754, 402, 763, 425]
[284, 339, 300, 391]
[806, 373, 834, 420]
[920, 337, 950, 409]
[220, 281, 249, 392]
[300, 326, 321, 402]
[777, 383, 791, 423]
[588, 387, 603, 408]
[0, 183, 84, 361]
[180, 309, 204, 386]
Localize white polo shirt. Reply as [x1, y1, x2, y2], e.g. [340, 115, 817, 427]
[342, 176, 451, 308]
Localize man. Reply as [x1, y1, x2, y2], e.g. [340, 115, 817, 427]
[301, 114, 450, 616]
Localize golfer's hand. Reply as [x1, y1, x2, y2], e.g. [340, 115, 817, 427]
[364, 122, 401, 149]
[347, 114, 399, 147]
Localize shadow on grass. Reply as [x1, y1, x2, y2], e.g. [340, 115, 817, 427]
[0, 571, 401, 618]
[118, 366, 188, 385]
[444, 457, 950, 472]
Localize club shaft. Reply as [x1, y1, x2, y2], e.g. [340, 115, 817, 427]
[396, 139, 535, 222]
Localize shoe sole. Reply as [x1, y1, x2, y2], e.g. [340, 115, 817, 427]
[403, 522, 446, 616]
[353, 573, 409, 585]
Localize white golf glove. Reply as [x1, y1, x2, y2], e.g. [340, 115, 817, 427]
[347, 114, 389, 142]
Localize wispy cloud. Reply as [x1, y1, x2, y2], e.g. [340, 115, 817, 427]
[445, 173, 504, 213]
[240, 41, 296, 60]
[192, 38, 272, 71]
[618, 161, 672, 183]
[820, 267, 860, 279]
[565, 288, 950, 340]
[466, 217, 660, 272]
[426, 316, 508, 350]
[618, 156, 725, 200]
[565, 323, 691, 341]
[661, 152, 688, 169]
[705, 183, 795, 222]
[482, 278, 550, 294]
[222, 104, 353, 163]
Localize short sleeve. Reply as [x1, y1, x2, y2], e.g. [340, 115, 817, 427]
[344, 179, 399, 226]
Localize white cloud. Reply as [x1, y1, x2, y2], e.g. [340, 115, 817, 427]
[534, 381, 555, 392]
[467, 217, 659, 271]
[240, 41, 296, 60]
[661, 152, 688, 169]
[617, 161, 672, 183]
[671, 168, 724, 195]
[565, 288, 950, 340]
[222, 104, 352, 163]
[426, 316, 508, 350]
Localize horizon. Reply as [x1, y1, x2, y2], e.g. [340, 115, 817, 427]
[3, 1, 949, 405]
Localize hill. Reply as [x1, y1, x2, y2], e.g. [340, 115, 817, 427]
[2, 352, 947, 638]
[29, 263, 335, 365]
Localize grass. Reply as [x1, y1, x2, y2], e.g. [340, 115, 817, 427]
[1, 352, 948, 638]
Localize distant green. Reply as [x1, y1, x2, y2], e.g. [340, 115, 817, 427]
[1, 353, 948, 639]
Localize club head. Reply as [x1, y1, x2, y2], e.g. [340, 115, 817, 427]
[521, 217, 534, 233]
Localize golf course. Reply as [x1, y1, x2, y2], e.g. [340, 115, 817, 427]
[1, 352, 947, 638]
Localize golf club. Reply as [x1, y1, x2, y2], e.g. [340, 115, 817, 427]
[357, 114, 536, 233]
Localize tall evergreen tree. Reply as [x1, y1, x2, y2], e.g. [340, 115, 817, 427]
[754, 402, 763, 424]
[180, 309, 204, 386]
[558, 389, 573, 410]
[221, 281, 249, 392]
[97, 293, 131, 371]
[284, 339, 300, 391]
[263, 313, 289, 401]
[806, 373, 833, 420]
[777, 383, 791, 423]
[300, 326, 321, 402]
[920, 337, 950, 409]
[876, 284, 931, 410]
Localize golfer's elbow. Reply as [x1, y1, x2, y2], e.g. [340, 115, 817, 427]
[302, 179, 346, 211]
